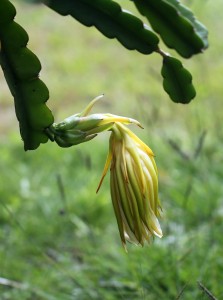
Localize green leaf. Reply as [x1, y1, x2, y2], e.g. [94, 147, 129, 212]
[130, 0, 208, 58]
[166, 0, 208, 49]
[161, 56, 196, 103]
[43, 0, 159, 55]
[0, 0, 16, 25]
[0, 0, 54, 150]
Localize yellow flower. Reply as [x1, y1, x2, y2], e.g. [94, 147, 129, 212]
[47, 95, 162, 250]
[97, 122, 162, 250]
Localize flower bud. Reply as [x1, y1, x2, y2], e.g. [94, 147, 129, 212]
[97, 123, 162, 249]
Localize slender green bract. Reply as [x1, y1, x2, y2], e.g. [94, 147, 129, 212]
[0, 0, 54, 150]
[161, 56, 196, 103]
[130, 0, 208, 58]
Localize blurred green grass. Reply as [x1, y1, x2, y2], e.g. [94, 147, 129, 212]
[1, 0, 223, 299]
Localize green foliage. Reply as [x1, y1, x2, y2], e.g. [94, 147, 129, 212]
[130, 0, 208, 58]
[0, 0, 208, 149]
[43, 0, 207, 104]
[43, 0, 159, 54]
[161, 56, 196, 103]
[166, 0, 208, 49]
[0, 0, 54, 150]
[43, 0, 208, 59]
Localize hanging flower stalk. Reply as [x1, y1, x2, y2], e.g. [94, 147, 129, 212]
[46, 95, 142, 147]
[47, 96, 162, 249]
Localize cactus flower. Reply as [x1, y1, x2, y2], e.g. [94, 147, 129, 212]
[97, 122, 162, 250]
[47, 96, 162, 249]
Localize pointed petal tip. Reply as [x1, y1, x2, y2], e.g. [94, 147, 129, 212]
[122, 241, 128, 253]
[81, 94, 104, 117]
[154, 229, 163, 238]
[138, 123, 144, 129]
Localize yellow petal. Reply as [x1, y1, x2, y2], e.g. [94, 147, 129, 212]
[96, 147, 112, 193]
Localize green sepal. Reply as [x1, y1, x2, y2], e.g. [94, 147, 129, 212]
[54, 132, 97, 148]
[130, 0, 208, 58]
[161, 56, 196, 103]
[43, 0, 159, 54]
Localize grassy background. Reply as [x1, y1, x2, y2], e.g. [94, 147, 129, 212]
[1, 0, 223, 299]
